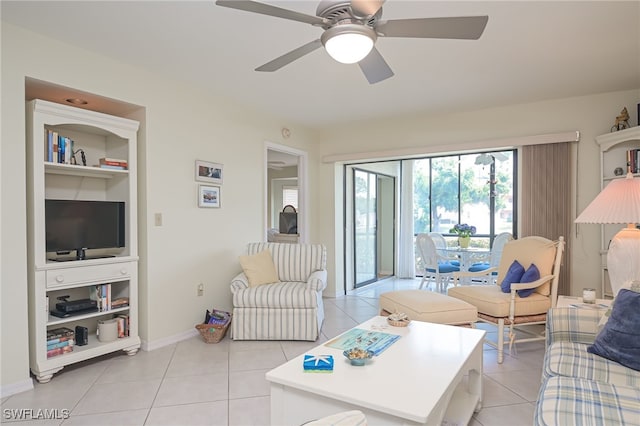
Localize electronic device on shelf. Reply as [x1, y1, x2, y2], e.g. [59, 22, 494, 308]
[54, 296, 98, 315]
[45, 199, 125, 261]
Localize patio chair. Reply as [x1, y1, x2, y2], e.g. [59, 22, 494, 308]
[428, 232, 460, 266]
[416, 233, 460, 292]
[467, 232, 513, 283]
[447, 236, 565, 363]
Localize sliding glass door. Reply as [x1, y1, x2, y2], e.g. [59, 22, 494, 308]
[352, 169, 396, 288]
[354, 169, 377, 286]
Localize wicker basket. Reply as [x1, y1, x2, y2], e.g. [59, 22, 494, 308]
[195, 316, 231, 343]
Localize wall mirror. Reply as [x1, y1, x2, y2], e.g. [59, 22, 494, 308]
[265, 143, 307, 243]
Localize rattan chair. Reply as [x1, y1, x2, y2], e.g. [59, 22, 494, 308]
[416, 233, 460, 292]
[467, 232, 513, 283]
[428, 232, 460, 266]
[448, 236, 565, 363]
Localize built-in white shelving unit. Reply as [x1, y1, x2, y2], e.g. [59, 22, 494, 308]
[595, 126, 640, 298]
[26, 99, 141, 383]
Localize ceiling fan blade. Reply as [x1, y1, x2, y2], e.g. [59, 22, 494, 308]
[377, 16, 489, 40]
[350, 0, 385, 18]
[255, 39, 322, 72]
[215, 0, 325, 26]
[358, 47, 394, 84]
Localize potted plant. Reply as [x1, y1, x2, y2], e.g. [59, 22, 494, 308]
[449, 223, 476, 248]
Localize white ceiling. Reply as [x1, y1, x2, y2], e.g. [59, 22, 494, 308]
[3, 1, 640, 129]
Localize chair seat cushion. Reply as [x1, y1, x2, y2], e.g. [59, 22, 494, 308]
[233, 281, 319, 309]
[426, 262, 460, 273]
[468, 262, 490, 272]
[535, 376, 640, 426]
[379, 290, 477, 325]
[447, 285, 550, 318]
[544, 341, 640, 387]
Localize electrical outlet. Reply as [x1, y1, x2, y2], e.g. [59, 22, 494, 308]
[197, 283, 204, 297]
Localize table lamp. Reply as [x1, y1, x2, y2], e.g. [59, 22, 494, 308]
[575, 172, 640, 296]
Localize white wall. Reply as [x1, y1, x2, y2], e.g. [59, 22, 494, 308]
[0, 22, 319, 392]
[316, 90, 640, 296]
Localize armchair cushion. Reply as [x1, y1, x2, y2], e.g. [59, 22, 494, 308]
[239, 249, 279, 287]
[233, 281, 319, 309]
[497, 238, 557, 296]
[448, 284, 550, 318]
[588, 289, 640, 371]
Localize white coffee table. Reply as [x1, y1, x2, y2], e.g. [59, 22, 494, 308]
[266, 316, 486, 425]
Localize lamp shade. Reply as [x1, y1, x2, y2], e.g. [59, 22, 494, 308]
[575, 173, 640, 224]
[575, 172, 640, 297]
[321, 24, 376, 64]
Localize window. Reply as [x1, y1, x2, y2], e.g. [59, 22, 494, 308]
[282, 186, 298, 209]
[413, 150, 516, 247]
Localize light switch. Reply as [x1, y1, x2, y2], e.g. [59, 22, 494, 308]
[154, 213, 163, 226]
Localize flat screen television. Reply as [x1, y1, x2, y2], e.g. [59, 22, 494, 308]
[45, 199, 125, 260]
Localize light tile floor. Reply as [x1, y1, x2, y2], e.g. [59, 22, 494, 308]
[1, 278, 545, 426]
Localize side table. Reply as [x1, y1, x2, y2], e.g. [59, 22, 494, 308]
[556, 295, 611, 310]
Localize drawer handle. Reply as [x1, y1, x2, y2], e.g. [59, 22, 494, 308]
[120, 269, 128, 275]
[55, 275, 64, 283]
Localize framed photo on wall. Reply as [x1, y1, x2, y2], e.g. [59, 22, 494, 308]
[195, 160, 223, 184]
[198, 185, 220, 208]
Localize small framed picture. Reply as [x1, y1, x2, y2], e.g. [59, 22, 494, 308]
[198, 185, 220, 208]
[195, 160, 223, 184]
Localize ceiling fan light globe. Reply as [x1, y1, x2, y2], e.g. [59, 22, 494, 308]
[321, 24, 376, 64]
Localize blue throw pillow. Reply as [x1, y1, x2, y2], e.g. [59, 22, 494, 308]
[587, 289, 640, 371]
[500, 260, 525, 293]
[517, 263, 540, 298]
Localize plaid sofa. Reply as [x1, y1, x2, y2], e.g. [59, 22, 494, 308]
[534, 307, 640, 425]
[230, 242, 327, 341]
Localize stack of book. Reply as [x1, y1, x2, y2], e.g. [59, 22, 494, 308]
[116, 314, 130, 337]
[90, 284, 111, 311]
[47, 327, 74, 358]
[97, 157, 128, 170]
[89, 284, 129, 312]
[45, 130, 74, 164]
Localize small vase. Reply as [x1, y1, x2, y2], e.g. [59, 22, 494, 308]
[459, 236, 470, 248]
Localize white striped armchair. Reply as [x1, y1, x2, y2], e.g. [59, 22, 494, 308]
[230, 242, 327, 341]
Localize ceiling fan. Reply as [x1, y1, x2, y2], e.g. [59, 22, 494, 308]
[215, 0, 488, 84]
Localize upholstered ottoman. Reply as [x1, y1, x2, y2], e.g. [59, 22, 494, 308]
[379, 290, 477, 326]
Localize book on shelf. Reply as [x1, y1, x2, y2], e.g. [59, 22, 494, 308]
[117, 314, 130, 337]
[47, 345, 73, 358]
[44, 130, 75, 165]
[111, 297, 129, 309]
[627, 149, 639, 174]
[52, 131, 59, 163]
[89, 284, 112, 311]
[47, 327, 74, 340]
[46, 335, 74, 345]
[96, 164, 127, 170]
[99, 158, 128, 168]
[47, 339, 74, 350]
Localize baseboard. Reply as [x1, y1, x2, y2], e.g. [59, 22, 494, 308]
[1, 378, 34, 398]
[140, 328, 199, 352]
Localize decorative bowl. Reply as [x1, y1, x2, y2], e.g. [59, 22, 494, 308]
[387, 312, 411, 327]
[387, 317, 410, 327]
[343, 348, 374, 366]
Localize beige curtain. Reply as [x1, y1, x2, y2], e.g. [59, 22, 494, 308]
[521, 143, 572, 296]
